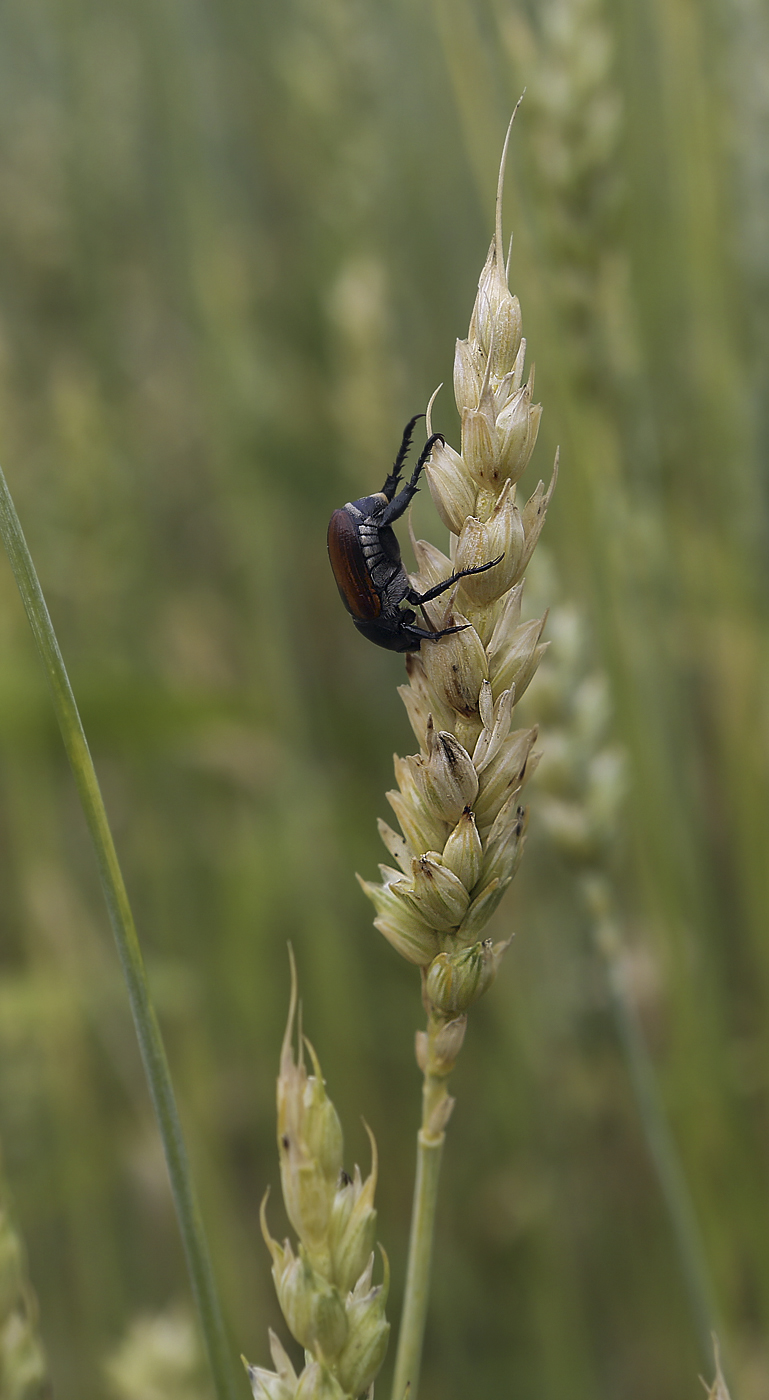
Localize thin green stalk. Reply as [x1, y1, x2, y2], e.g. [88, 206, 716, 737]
[0, 465, 241, 1400]
[391, 1128, 445, 1400]
[588, 878, 727, 1380]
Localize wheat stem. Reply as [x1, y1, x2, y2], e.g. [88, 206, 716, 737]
[391, 1128, 445, 1400]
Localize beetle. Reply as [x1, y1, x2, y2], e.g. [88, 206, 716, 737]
[327, 415, 502, 653]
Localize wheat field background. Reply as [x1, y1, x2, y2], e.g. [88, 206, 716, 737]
[0, 0, 767, 1396]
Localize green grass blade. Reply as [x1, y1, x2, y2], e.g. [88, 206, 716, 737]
[0, 463, 241, 1400]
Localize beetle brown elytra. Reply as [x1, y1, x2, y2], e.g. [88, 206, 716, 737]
[327, 416, 502, 653]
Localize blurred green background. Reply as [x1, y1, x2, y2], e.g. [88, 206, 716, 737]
[0, 0, 767, 1395]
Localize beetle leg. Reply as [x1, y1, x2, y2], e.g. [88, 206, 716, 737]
[379, 433, 445, 526]
[407, 554, 505, 606]
[405, 621, 470, 644]
[380, 414, 424, 501]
